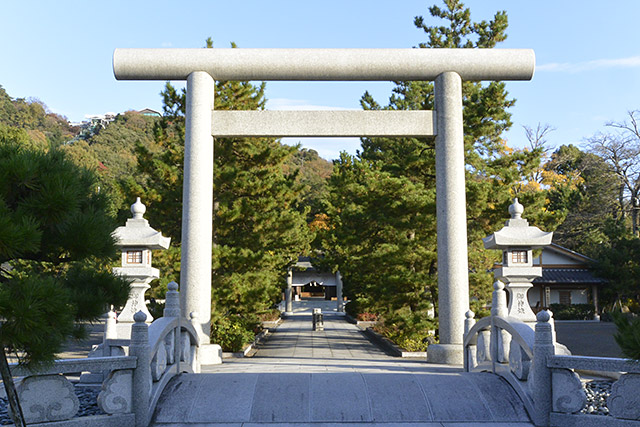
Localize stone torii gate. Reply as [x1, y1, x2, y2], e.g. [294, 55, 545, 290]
[113, 48, 535, 364]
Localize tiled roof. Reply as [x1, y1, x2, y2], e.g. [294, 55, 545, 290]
[533, 268, 606, 285]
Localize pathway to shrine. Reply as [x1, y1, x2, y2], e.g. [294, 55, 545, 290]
[150, 301, 533, 426]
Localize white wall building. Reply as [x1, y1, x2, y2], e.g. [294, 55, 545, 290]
[528, 243, 606, 312]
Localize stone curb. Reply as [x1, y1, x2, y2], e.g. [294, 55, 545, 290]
[360, 326, 427, 358]
[343, 313, 377, 329]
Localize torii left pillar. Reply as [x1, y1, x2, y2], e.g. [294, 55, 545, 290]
[179, 71, 222, 364]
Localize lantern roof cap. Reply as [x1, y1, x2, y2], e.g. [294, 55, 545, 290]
[482, 198, 552, 249]
[112, 198, 171, 249]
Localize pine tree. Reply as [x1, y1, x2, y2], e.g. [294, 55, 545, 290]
[322, 0, 561, 344]
[0, 128, 130, 366]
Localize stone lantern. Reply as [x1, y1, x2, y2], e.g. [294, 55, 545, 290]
[112, 197, 170, 338]
[482, 199, 552, 323]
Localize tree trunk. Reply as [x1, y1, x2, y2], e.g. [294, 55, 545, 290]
[633, 198, 639, 237]
[0, 347, 25, 427]
[618, 183, 626, 220]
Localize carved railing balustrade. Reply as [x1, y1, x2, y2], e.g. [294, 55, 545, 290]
[463, 280, 640, 426]
[7, 281, 199, 427]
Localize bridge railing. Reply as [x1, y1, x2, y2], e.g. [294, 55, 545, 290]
[145, 281, 201, 425]
[535, 311, 640, 427]
[463, 311, 536, 417]
[7, 281, 199, 427]
[463, 282, 640, 427]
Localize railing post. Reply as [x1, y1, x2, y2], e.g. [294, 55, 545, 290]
[164, 281, 181, 373]
[130, 311, 151, 427]
[532, 310, 554, 426]
[491, 280, 510, 363]
[336, 271, 344, 313]
[285, 268, 293, 314]
[491, 280, 507, 317]
[190, 312, 202, 373]
[164, 281, 181, 318]
[464, 310, 476, 371]
[105, 307, 118, 340]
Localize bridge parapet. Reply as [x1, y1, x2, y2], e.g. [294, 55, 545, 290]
[463, 281, 640, 426]
[7, 281, 199, 427]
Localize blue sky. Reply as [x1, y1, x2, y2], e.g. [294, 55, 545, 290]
[2, 1, 639, 159]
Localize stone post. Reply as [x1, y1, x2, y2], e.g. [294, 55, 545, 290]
[163, 281, 181, 318]
[491, 280, 508, 318]
[130, 311, 151, 427]
[463, 310, 476, 371]
[285, 268, 293, 314]
[180, 71, 215, 344]
[491, 280, 510, 362]
[592, 284, 600, 321]
[336, 271, 344, 313]
[532, 310, 554, 427]
[428, 71, 469, 365]
[190, 312, 203, 373]
[105, 308, 117, 340]
[163, 282, 181, 373]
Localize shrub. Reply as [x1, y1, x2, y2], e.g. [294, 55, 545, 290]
[373, 308, 436, 352]
[210, 315, 258, 353]
[612, 312, 640, 361]
[257, 308, 281, 322]
[470, 300, 491, 319]
[356, 312, 379, 322]
[549, 303, 595, 320]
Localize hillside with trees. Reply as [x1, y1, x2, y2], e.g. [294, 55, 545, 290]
[0, 85, 77, 148]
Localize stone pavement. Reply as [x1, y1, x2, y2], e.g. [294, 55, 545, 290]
[151, 307, 533, 426]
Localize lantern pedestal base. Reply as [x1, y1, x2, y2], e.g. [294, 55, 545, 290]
[116, 281, 153, 339]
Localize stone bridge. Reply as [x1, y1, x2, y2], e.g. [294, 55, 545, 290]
[9, 288, 640, 426]
[150, 311, 532, 426]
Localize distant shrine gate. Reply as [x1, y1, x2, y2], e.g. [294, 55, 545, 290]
[114, 47, 535, 364]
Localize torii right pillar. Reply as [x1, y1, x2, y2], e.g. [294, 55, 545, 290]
[427, 71, 469, 365]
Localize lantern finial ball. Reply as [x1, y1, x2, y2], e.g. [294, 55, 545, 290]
[131, 197, 146, 219]
[508, 198, 524, 219]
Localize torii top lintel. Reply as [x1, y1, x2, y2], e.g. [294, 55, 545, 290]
[113, 48, 535, 82]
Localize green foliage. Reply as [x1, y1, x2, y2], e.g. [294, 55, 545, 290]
[591, 226, 640, 305]
[469, 300, 490, 319]
[374, 308, 436, 352]
[210, 314, 257, 353]
[0, 85, 76, 146]
[0, 135, 130, 367]
[0, 275, 74, 366]
[284, 148, 332, 223]
[545, 145, 620, 255]
[61, 111, 160, 219]
[612, 312, 640, 361]
[323, 153, 437, 320]
[548, 303, 595, 321]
